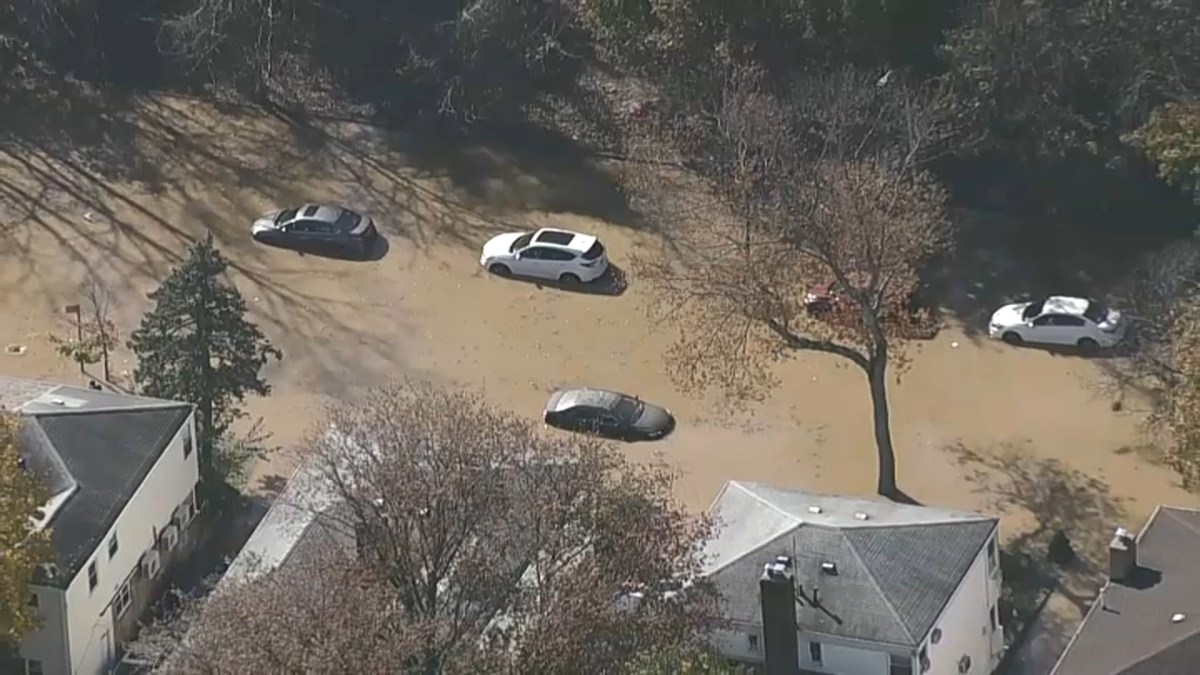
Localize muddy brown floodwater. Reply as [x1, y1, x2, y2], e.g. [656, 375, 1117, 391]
[2, 100, 1197, 668]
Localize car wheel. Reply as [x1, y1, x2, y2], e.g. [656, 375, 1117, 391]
[560, 272, 581, 284]
[488, 263, 512, 277]
[1002, 332, 1023, 345]
[1077, 337, 1099, 352]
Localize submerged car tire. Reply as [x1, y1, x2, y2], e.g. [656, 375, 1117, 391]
[560, 272, 581, 284]
[1077, 337, 1099, 352]
[488, 263, 512, 277]
[1002, 332, 1023, 345]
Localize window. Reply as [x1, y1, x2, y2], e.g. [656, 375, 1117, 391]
[541, 248, 576, 261]
[747, 634, 759, 650]
[1021, 301, 1045, 320]
[183, 428, 193, 459]
[87, 561, 98, 592]
[108, 533, 119, 559]
[1083, 301, 1108, 323]
[990, 604, 999, 631]
[534, 229, 576, 246]
[919, 646, 930, 673]
[958, 655, 972, 674]
[519, 247, 546, 260]
[890, 654, 914, 675]
[1057, 315, 1085, 327]
[302, 205, 321, 217]
[582, 240, 605, 261]
[25, 659, 44, 675]
[276, 208, 298, 223]
[510, 232, 535, 251]
[931, 628, 943, 644]
[1031, 314, 1057, 327]
[114, 581, 133, 617]
[335, 209, 362, 230]
[809, 641, 823, 664]
[987, 537, 998, 574]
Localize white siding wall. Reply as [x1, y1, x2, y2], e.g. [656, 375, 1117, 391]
[62, 414, 199, 675]
[800, 634, 890, 674]
[20, 586, 70, 675]
[710, 626, 764, 664]
[921, 536, 1002, 675]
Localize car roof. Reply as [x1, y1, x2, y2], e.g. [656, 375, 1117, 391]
[554, 388, 622, 411]
[1041, 296, 1090, 316]
[287, 204, 350, 225]
[532, 228, 598, 253]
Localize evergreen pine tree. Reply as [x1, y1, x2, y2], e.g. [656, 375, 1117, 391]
[128, 234, 282, 483]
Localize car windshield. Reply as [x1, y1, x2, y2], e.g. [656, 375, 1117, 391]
[1083, 301, 1108, 323]
[1021, 301, 1045, 320]
[335, 209, 362, 230]
[510, 233, 534, 252]
[613, 396, 644, 422]
[276, 208, 298, 224]
[582, 241, 605, 261]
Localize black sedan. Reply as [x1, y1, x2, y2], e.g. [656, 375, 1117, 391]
[543, 388, 675, 441]
[251, 204, 378, 257]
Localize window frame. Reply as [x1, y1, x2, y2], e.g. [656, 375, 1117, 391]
[183, 427, 194, 458]
[26, 659, 45, 675]
[107, 533, 119, 559]
[890, 653, 914, 675]
[114, 580, 133, 618]
[809, 641, 823, 664]
[87, 560, 98, 592]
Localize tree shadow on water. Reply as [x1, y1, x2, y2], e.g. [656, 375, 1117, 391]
[945, 442, 1126, 570]
[945, 441, 1129, 670]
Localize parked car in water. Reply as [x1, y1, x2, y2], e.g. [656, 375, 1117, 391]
[251, 204, 378, 257]
[480, 228, 609, 283]
[988, 296, 1125, 349]
[543, 387, 675, 441]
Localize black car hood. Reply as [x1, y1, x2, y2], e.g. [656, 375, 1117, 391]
[631, 404, 674, 435]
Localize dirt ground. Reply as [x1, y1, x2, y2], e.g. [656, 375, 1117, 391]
[2, 93, 1197, 671]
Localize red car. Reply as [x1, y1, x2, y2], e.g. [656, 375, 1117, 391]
[804, 280, 853, 314]
[804, 279, 940, 337]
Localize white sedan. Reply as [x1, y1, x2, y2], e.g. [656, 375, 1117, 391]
[988, 296, 1125, 349]
[479, 228, 609, 283]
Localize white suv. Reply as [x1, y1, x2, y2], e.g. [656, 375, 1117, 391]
[989, 296, 1125, 349]
[480, 228, 609, 283]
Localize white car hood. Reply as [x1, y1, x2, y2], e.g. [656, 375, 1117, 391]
[990, 302, 1030, 328]
[252, 210, 283, 235]
[482, 233, 524, 260]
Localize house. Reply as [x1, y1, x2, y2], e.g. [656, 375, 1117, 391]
[701, 481, 1003, 675]
[3, 377, 202, 675]
[1050, 505, 1200, 675]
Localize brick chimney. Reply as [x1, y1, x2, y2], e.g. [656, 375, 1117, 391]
[760, 555, 800, 675]
[1108, 527, 1137, 582]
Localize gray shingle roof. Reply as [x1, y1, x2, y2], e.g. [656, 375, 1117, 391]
[33, 406, 192, 585]
[1052, 506, 1200, 675]
[703, 481, 998, 647]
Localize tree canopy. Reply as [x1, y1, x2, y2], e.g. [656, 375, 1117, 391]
[628, 68, 952, 498]
[131, 381, 717, 673]
[0, 412, 53, 649]
[127, 234, 281, 485]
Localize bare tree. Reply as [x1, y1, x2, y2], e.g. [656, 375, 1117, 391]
[1106, 241, 1200, 422]
[48, 275, 120, 380]
[629, 68, 955, 499]
[132, 381, 716, 673]
[82, 276, 119, 381]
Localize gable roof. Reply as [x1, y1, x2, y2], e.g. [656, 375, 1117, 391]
[1052, 506, 1200, 675]
[3, 376, 193, 587]
[703, 481, 998, 647]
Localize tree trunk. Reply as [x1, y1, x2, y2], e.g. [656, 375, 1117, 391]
[867, 353, 899, 499]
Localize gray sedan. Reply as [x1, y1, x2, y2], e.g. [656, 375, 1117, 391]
[251, 204, 378, 257]
[543, 388, 675, 441]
